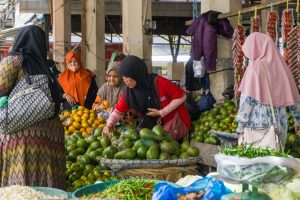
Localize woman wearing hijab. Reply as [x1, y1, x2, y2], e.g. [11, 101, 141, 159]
[0, 25, 65, 188]
[103, 55, 191, 140]
[94, 61, 126, 112]
[58, 51, 98, 110]
[236, 32, 300, 147]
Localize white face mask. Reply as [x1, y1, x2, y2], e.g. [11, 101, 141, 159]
[68, 58, 79, 72]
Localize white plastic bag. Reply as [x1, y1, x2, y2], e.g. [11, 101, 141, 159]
[193, 58, 205, 78]
[214, 153, 300, 187]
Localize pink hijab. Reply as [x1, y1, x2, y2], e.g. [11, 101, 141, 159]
[239, 32, 300, 107]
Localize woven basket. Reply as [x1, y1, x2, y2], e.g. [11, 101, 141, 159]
[116, 166, 197, 183]
[100, 156, 201, 171]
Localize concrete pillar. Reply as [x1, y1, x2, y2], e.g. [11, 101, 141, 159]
[201, 0, 241, 102]
[52, 0, 71, 71]
[122, 0, 152, 71]
[81, 0, 105, 86]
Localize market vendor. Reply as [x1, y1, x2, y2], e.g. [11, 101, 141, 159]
[103, 55, 191, 140]
[58, 51, 98, 110]
[236, 32, 300, 147]
[93, 61, 126, 113]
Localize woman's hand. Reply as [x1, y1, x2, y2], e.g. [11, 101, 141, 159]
[64, 93, 76, 106]
[103, 123, 113, 138]
[95, 104, 105, 113]
[147, 108, 161, 117]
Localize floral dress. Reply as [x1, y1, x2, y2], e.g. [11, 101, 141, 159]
[236, 94, 300, 146]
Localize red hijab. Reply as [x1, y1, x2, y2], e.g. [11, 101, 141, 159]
[58, 51, 95, 105]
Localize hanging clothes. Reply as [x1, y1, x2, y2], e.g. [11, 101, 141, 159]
[186, 10, 234, 71]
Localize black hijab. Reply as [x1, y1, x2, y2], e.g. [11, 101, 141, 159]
[119, 55, 160, 113]
[9, 25, 61, 116]
[47, 59, 61, 78]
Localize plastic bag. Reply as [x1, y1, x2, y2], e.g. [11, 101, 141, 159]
[193, 58, 205, 78]
[214, 153, 300, 187]
[151, 176, 231, 200]
[197, 90, 216, 112]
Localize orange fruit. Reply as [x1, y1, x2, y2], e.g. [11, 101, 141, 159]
[68, 126, 76, 132]
[86, 127, 91, 133]
[82, 131, 88, 137]
[71, 109, 77, 115]
[77, 110, 83, 116]
[98, 117, 105, 124]
[74, 115, 81, 122]
[64, 111, 71, 118]
[84, 108, 90, 114]
[89, 116, 96, 123]
[80, 127, 86, 132]
[81, 122, 89, 128]
[87, 118, 94, 125]
[73, 121, 81, 129]
[92, 124, 98, 129]
[102, 100, 110, 108]
[106, 108, 110, 112]
[89, 110, 96, 114]
[98, 124, 105, 128]
[78, 106, 85, 110]
[64, 130, 71, 135]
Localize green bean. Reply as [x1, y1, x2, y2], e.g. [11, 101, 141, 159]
[86, 180, 155, 199]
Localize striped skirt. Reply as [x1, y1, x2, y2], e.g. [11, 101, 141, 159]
[0, 117, 66, 189]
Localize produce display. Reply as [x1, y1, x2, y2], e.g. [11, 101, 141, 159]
[232, 24, 246, 99]
[0, 185, 64, 200]
[220, 146, 288, 158]
[215, 149, 300, 187]
[85, 179, 155, 199]
[60, 106, 106, 137]
[65, 131, 115, 192]
[285, 114, 300, 158]
[190, 100, 238, 144]
[266, 10, 279, 43]
[282, 9, 294, 64]
[287, 24, 300, 93]
[103, 125, 199, 160]
[250, 16, 260, 33]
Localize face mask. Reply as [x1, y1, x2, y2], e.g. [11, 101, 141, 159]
[68, 62, 79, 72]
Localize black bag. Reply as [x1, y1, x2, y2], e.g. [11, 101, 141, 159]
[185, 93, 201, 121]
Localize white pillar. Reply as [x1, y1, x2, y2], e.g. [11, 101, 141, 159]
[122, 0, 152, 70]
[81, 0, 106, 86]
[53, 0, 71, 71]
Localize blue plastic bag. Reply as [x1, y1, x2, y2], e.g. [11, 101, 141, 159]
[197, 90, 216, 112]
[151, 177, 231, 200]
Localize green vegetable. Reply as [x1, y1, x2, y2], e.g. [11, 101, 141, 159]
[220, 145, 288, 158]
[86, 180, 155, 199]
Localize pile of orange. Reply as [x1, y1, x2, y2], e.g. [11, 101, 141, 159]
[63, 106, 106, 137]
[92, 96, 111, 112]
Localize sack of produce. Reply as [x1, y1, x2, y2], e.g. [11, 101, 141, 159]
[214, 147, 300, 187]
